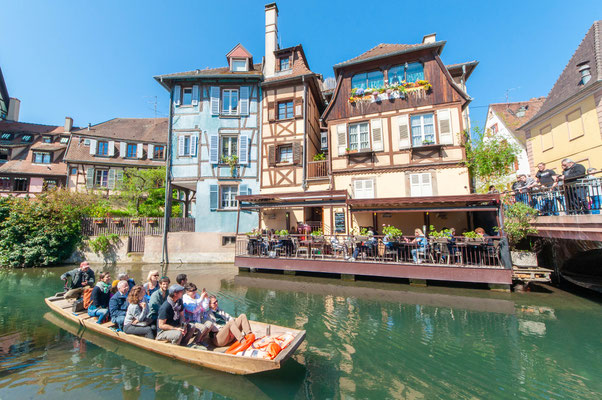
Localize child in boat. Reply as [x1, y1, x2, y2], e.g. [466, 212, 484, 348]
[203, 295, 254, 347]
[182, 283, 213, 344]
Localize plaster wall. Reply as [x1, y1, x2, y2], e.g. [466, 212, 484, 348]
[143, 232, 235, 263]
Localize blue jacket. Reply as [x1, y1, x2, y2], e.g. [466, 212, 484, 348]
[109, 292, 129, 320]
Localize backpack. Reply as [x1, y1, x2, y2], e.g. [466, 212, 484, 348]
[82, 287, 94, 309]
[72, 298, 85, 313]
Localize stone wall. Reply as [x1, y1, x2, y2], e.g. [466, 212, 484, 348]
[143, 232, 235, 264]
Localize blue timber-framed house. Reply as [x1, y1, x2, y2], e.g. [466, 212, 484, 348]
[155, 44, 261, 237]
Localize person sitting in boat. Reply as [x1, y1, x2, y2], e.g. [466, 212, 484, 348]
[88, 272, 111, 324]
[123, 285, 155, 339]
[176, 274, 188, 286]
[148, 276, 170, 322]
[115, 273, 135, 292]
[109, 280, 130, 331]
[61, 261, 95, 299]
[204, 295, 254, 348]
[156, 284, 203, 346]
[182, 283, 213, 343]
[143, 270, 160, 301]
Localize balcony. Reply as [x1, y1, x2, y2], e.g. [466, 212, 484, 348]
[307, 160, 330, 180]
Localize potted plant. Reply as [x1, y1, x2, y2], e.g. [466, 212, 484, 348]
[130, 217, 141, 226]
[429, 225, 451, 242]
[310, 229, 324, 241]
[221, 155, 239, 178]
[382, 224, 403, 242]
[111, 217, 123, 225]
[496, 202, 539, 267]
[93, 218, 105, 225]
[313, 153, 326, 161]
[422, 139, 435, 146]
[147, 217, 158, 225]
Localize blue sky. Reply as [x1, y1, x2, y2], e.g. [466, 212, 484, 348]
[1, 0, 601, 128]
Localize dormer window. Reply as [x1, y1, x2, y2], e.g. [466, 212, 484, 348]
[231, 58, 248, 72]
[21, 135, 33, 143]
[579, 64, 591, 85]
[515, 106, 528, 118]
[388, 62, 425, 84]
[351, 71, 384, 90]
[279, 57, 290, 71]
[43, 136, 52, 143]
[1, 133, 12, 141]
[60, 137, 69, 144]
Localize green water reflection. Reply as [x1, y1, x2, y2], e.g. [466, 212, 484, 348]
[0, 264, 601, 399]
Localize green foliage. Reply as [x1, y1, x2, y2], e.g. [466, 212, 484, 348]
[464, 126, 521, 192]
[496, 201, 538, 249]
[313, 153, 326, 161]
[116, 167, 180, 217]
[0, 190, 94, 268]
[462, 231, 480, 239]
[88, 233, 120, 254]
[429, 225, 451, 238]
[310, 229, 323, 236]
[382, 225, 403, 240]
[275, 229, 289, 236]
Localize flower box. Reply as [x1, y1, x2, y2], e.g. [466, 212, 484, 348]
[111, 218, 123, 225]
[93, 218, 105, 225]
[147, 218, 158, 225]
[130, 218, 141, 225]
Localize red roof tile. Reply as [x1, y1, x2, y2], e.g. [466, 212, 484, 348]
[490, 98, 546, 144]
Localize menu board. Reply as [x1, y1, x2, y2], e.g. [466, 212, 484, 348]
[334, 212, 346, 233]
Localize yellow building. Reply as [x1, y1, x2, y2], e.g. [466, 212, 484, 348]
[521, 21, 602, 173]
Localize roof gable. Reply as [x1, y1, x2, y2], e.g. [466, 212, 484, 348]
[226, 43, 253, 60]
[489, 98, 545, 145]
[334, 41, 446, 70]
[527, 20, 601, 124]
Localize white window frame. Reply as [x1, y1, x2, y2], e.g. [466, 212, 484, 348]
[231, 58, 248, 72]
[410, 113, 436, 147]
[353, 178, 375, 199]
[220, 136, 238, 159]
[410, 173, 433, 197]
[220, 185, 238, 209]
[349, 122, 370, 151]
[222, 89, 239, 115]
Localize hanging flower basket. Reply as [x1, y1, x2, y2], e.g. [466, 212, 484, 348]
[111, 218, 123, 225]
[147, 218, 158, 225]
[93, 218, 105, 225]
[130, 218, 141, 226]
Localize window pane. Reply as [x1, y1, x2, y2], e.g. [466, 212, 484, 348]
[184, 137, 190, 155]
[230, 90, 238, 111]
[388, 66, 405, 85]
[411, 116, 423, 146]
[232, 60, 246, 71]
[406, 63, 424, 82]
[154, 146, 164, 159]
[127, 144, 137, 158]
[278, 103, 286, 119]
[280, 58, 289, 70]
[367, 71, 384, 88]
[351, 73, 367, 90]
[222, 92, 231, 113]
[182, 88, 193, 105]
[279, 146, 292, 163]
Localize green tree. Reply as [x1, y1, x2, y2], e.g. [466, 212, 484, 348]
[117, 166, 180, 217]
[464, 126, 521, 192]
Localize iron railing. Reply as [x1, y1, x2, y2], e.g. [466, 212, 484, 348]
[236, 234, 504, 269]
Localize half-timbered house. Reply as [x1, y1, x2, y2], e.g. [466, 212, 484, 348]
[155, 44, 261, 245]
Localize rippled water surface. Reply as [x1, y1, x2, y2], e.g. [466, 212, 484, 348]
[1, 264, 601, 399]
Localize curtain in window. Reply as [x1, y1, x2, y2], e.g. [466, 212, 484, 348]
[367, 71, 384, 88]
[351, 73, 367, 90]
[388, 66, 404, 84]
[411, 116, 423, 147]
[349, 124, 359, 150]
[423, 114, 434, 143]
[406, 63, 424, 82]
[359, 123, 370, 150]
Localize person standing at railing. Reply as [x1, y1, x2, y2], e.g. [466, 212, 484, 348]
[583, 168, 601, 214]
[557, 158, 589, 214]
[535, 163, 557, 215]
[512, 175, 535, 205]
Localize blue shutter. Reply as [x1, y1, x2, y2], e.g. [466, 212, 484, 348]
[210, 87, 220, 115]
[209, 185, 218, 210]
[192, 85, 200, 106]
[190, 135, 198, 157]
[247, 187, 252, 195]
[209, 133, 219, 164]
[238, 133, 248, 164]
[239, 184, 248, 197]
[239, 86, 249, 115]
[174, 85, 181, 106]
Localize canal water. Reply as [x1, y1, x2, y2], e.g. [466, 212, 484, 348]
[0, 264, 601, 399]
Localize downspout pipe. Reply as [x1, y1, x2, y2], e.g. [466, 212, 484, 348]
[161, 85, 175, 266]
[302, 75, 308, 191]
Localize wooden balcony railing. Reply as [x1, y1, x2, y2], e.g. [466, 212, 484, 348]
[307, 160, 330, 179]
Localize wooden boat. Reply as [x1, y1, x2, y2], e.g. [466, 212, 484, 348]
[44, 294, 306, 375]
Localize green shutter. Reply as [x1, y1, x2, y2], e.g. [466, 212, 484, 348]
[86, 168, 94, 189]
[108, 169, 116, 189]
[209, 185, 219, 210]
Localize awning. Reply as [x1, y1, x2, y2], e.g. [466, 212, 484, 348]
[237, 190, 348, 210]
[348, 193, 500, 213]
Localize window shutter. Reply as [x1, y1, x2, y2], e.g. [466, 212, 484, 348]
[89, 139, 97, 155]
[108, 141, 115, 157]
[365, 179, 374, 198]
[192, 85, 200, 106]
[238, 134, 249, 164]
[108, 169, 116, 189]
[292, 142, 302, 164]
[353, 180, 364, 198]
[137, 144, 143, 159]
[410, 174, 421, 197]
[148, 144, 154, 160]
[239, 184, 248, 197]
[239, 86, 249, 116]
[398, 115, 410, 149]
[120, 142, 126, 157]
[421, 173, 432, 196]
[275, 58, 281, 72]
[178, 136, 185, 156]
[86, 168, 94, 189]
[116, 169, 124, 185]
[210, 87, 220, 115]
[209, 134, 219, 164]
[190, 135, 198, 157]
[370, 118, 383, 152]
[294, 98, 303, 118]
[209, 185, 218, 210]
[174, 85, 181, 106]
[337, 123, 347, 156]
[268, 145, 276, 166]
[437, 109, 453, 145]
[268, 102, 275, 122]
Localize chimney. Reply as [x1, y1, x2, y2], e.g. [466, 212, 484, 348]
[87, 123, 91, 130]
[264, 3, 279, 79]
[422, 33, 436, 44]
[7, 98, 20, 121]
[64, 117, 73, 133]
